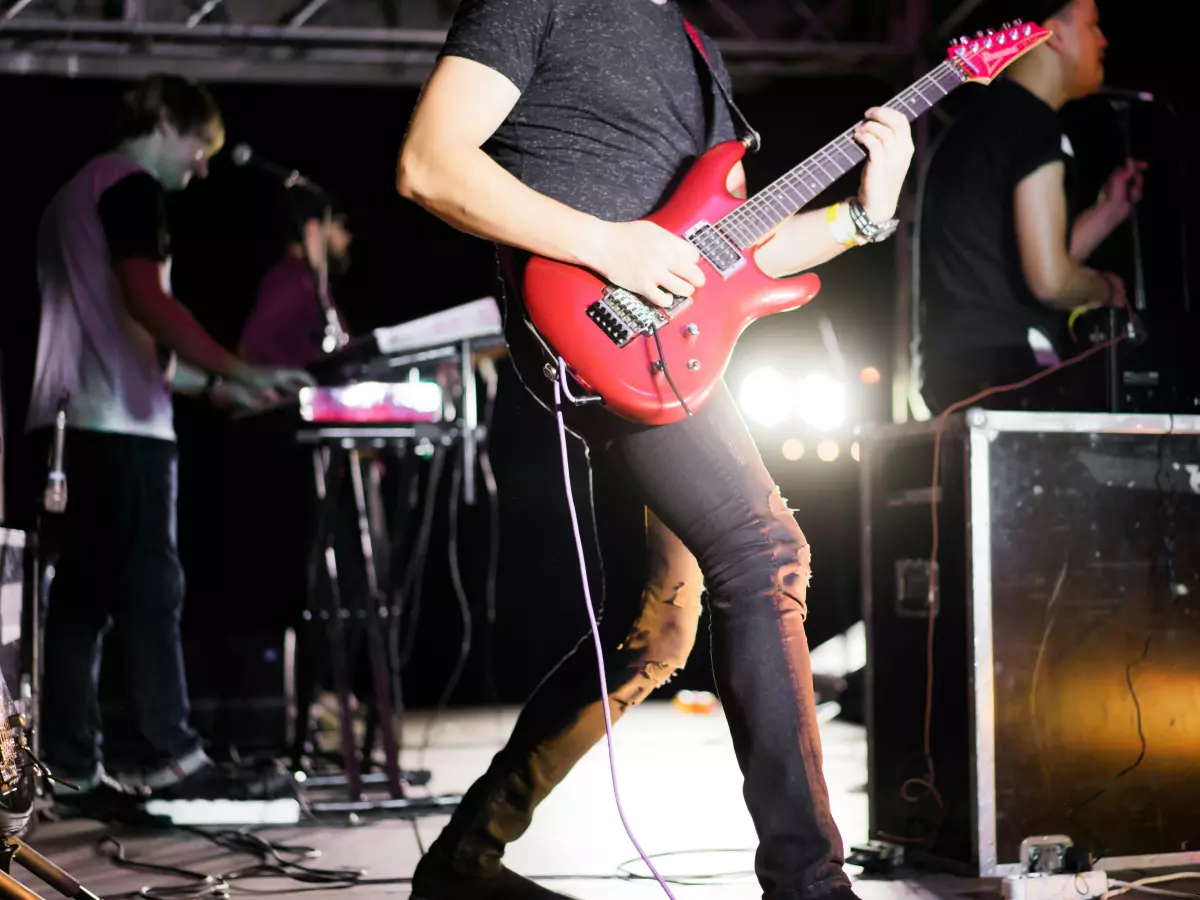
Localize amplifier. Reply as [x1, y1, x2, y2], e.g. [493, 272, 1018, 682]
[859, 410, 1200, 876]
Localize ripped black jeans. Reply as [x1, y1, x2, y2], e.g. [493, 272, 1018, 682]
[430, 305, 851, 899]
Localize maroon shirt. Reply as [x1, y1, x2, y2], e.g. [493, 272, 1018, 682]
[240, 254, 343, 367]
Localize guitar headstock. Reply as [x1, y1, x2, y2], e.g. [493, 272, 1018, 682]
[946, 20, 1053, 84]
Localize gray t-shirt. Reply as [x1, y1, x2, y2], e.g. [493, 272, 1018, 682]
[440, 0, 738, 223]
[27, 152, 177, 442]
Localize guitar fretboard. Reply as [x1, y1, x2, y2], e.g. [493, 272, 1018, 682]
[716, 60, 966, 249]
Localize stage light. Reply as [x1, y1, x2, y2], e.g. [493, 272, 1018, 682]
[739, 367, 793, 427]
[851, 441, 861, 462]
[817, 440, 840, 462]
[860, 366, 882, 384]
[796, 373, 847, 431]
[781, 439, 805, 461]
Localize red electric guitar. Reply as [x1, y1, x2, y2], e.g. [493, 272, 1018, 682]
[521, 20, 1052, 425]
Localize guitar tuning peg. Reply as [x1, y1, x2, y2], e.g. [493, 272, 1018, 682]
[1013, 17, 1023, 24]
[976, 30, 984, 37]
[949, 37, 959, 45]
[987, 28, 995, 34]
[959, 34, 969, 44]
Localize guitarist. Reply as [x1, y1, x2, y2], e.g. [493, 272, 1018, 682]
[397, 1, 914, 899]
[916, 0, 1144, 414]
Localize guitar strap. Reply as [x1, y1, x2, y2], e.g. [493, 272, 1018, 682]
[682, 19, 761, 153]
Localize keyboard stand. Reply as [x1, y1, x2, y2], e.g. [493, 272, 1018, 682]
[294, 426, 461, 817]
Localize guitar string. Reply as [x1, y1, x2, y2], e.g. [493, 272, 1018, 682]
[716, 60, 961, 244]
[711, 60, 963, 247]
[716, 60, 961, 242]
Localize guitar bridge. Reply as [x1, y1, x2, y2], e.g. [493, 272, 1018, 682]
[587, 286, 674, 348]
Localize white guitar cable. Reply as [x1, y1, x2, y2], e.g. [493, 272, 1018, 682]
[552, 367, 678, 900]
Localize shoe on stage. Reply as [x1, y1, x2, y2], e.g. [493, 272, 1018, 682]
[410, 845, 581, 900]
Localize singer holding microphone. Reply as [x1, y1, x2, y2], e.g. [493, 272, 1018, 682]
[915, 0, 1146, 414]
[24, 74, 312, 819]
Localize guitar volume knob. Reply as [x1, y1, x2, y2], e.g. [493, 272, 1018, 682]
[685, 323, 700, 336]
[687, 359, 701, 371]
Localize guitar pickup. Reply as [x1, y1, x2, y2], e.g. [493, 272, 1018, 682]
[685, 221, 745, 278]
[587, 286, 672, 347]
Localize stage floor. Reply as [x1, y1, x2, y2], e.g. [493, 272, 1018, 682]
[13, 702, 990, 899]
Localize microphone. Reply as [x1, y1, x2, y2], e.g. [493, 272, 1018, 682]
[43, 390, 68, 514]
[1099, 86, 1156, 103]
[229, 143, 325, 194]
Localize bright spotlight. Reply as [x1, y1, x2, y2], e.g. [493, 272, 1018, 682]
[739, 367, 793, 427]
[817, 440, 840, 462]
[850, 441, 861, 462]
[781, 439, 805, 461]
[796, 373, 847, 431]
[860, 366, 882, 384]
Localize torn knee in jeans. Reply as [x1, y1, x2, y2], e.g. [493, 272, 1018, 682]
[613, 584, 702, 708]
[762, 489, 812, 618]
[663, 580, 689, 606]
[781, 541, 812, 589]
[611, 656, 687, 709]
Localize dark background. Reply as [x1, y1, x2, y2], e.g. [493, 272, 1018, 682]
[0, 1, 1194, 732]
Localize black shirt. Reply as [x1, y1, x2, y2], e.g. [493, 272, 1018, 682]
[97, 172, 171, 263]
[917, 79, 1077, 354]
[440, 0, 737, 222]
[97, 171, 172, 371]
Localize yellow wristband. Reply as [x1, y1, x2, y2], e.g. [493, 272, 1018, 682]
[826, 201, 861, 247]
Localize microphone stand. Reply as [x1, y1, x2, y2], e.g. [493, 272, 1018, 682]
[315, 198, 349, 355]
[22, 391, 69, 765]
[1106, 98, 1147, 412]
[1111, 99, 1148, 313]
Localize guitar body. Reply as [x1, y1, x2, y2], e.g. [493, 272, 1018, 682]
[522, 141, 821, 426]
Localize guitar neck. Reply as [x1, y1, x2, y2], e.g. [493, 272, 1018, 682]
[717, 60, 966, 249]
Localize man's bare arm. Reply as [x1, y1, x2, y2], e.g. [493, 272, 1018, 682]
[1069, 202, 1125, 263]
[1070, 158, 1147, 262]
[755, 205, 858, 278]
[755, 105, 915, 278]
[398, 56, 602, 266]
[397, 55, 704, 307]
[1014, 162, 1124, 311]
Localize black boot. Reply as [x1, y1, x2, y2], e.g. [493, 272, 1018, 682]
[411, 841, 581, 900]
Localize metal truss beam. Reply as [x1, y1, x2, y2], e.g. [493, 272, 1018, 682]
[0, 20, 913, 85]
[0, 0, 923, 86]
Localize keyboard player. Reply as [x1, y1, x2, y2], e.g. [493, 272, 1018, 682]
[239, 191, 353, 368]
